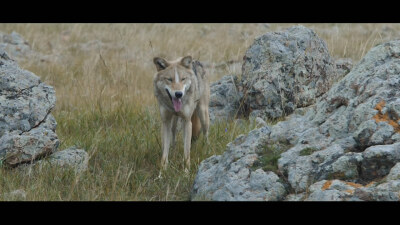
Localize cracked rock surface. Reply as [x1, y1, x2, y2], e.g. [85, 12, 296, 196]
[0, 48, 88, 172]
[192, 35, 400, 200]
[241, 25, 339, 120]
[209, 75, 242, 123]
[0, 50, 58, 167]
[0, 32, 93, 173]
[30, 146, 90, 173]
[191, 127, 287, 201]
[208, 26, 351, 123]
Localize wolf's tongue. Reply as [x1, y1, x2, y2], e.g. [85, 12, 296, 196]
[172, 98, 182, 112]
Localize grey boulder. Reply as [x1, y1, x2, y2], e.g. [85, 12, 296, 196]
[241, 25, 339, 120]
[209, 75, 242, 123]
[191, 126, 287, 201]
[1, 47, 88, 170]
[193, 36, 400, 201]
[35, 146, 89, 173]
[0, 50, 59, 167]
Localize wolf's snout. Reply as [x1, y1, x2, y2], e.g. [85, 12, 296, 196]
[175, 91, 183, 98]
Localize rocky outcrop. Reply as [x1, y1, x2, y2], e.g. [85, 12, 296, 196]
[335, 58, 353, 78]
[241, 25, 339, 120]
[287, 161, 400, 201]
[30, 146, 90, 173]
[0, 31, 57, 63]
[208, 25, 346, 123]
[273, 40, 400, 193]
[0, 31, 31, 60]
[43, 147, 89, 173]
[191, 127, 287, 201]
[0, 49, 88, 172]
[0, 50, 58, 167]
[192, 37, 400, 201]
[209, 75, 243, 123]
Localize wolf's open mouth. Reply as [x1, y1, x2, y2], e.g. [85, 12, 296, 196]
[165, 89, 182, 112]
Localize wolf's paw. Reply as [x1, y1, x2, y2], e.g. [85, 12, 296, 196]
[155, 170, 164, 180]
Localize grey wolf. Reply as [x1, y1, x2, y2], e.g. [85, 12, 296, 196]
[153, 55, 210, 171]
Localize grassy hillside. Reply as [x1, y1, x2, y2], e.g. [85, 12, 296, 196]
[0, 23, 399, 200]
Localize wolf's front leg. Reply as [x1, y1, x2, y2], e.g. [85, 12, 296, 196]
[160, 108, 173, 170]
[183, 118, 192, 171]
[161, 120, 172, 170]
[171, 116, 178, 148]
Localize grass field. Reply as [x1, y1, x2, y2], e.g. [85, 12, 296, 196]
[0, 23, 399, 200]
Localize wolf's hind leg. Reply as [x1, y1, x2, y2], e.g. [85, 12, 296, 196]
[183, 119, 192, 170]
[198, 105, 209, 143]
[191, 113, 201, 141]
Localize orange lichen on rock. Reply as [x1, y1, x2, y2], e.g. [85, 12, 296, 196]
[372, 100, 400, 133]
[344, 181, 363, 189]
[375, 100, 386, 111]
[345, 189, 354, 194]
[365, 181, 376, 187]
[321, 180, 333, 190]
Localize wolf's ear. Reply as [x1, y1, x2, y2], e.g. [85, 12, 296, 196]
[153, 57, 169, 71]
[180, 55, 192, 69]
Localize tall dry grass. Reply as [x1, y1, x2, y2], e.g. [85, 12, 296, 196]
[0, 23, 399, 200]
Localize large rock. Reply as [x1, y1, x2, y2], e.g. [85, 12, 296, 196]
[241, 25, 339, 120]
[191, 127, 287, 201]
[0, 31, 31, 60]
[193, 39, 400, 201]
[0, 31, 61, 63]
[297, 167, 400, 201]
[207, 27, 353, 123]
[335, 58, 353, 78]
[0, 50, 59, 167]
[303, 180, 364, 201]
[0, 56, 56, 135]
[274, 39, 400, 192]
[0, 115, 58, 167]
[361, 143, 400, 180]
[209, 75, 242, 123]
[34, 146, 89, 173]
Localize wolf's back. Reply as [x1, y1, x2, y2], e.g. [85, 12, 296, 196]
[192, 60, 207, 79]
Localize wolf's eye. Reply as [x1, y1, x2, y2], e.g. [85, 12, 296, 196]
[166, 78, 173, 82]
[181, 78, 186, 81]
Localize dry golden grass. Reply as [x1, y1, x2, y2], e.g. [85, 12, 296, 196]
[0, 23, 399, 200]
[1, 23, 399, 112]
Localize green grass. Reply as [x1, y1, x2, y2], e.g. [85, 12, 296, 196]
[251, 143, 291, 173]
[0, 104, 257, 201]
[1, 23, 399, 201]
[299, 147, 319, 156]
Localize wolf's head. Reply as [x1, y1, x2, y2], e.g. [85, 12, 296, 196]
[153, 56, 193, 112]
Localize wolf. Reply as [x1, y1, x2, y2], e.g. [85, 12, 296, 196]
[153, 55, 210, 171]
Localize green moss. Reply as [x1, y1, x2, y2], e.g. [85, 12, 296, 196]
[252, 143, 291, 173]
[299, 147, 319, 156]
